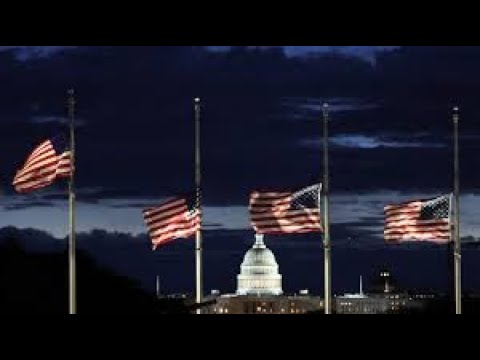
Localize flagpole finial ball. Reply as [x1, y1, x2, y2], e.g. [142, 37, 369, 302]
[322, 103, 329, 118]
[194, 97, 201, 103]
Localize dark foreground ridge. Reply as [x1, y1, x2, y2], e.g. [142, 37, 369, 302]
[0, 230, 195, 314]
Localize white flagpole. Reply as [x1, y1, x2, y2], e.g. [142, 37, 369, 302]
[322, 103, 332, 314]
[194, 97, 203, 314]
[452, 106, 461, 314]
[67, 89, 76, 315]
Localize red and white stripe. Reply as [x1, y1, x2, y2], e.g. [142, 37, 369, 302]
[143, 197, 200, 250]
[249, 191, 322, 235]
[384, 199, 450, 244]
[13, 139, 73, 193]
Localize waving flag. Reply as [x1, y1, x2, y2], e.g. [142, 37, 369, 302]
[249, 183, 322, 234]
[143, 197, 201, 249]
[384, 195, 452, 243]
[13, 135, 72, 193]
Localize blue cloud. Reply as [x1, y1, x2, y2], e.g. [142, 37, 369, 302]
[300, 134, 446, 149]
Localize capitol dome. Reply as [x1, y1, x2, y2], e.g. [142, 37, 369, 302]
[236, 234, 283, 296]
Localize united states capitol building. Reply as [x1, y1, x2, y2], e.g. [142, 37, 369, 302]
[200, 233, 434, 314]
[202, 233, 323, 314]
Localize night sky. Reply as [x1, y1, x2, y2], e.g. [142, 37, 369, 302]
[1, 46, 480, 296]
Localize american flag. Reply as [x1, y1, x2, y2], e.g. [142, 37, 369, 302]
[12, 136, 72, 193]
[249, 183, 323, 234]
[143, 197, 201, 250]
[384, 195, 452, 243]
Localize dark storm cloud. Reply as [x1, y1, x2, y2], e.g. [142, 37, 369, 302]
[202, 223, 224, 229]
[280, 96, 380, 118]
[209, 46, 399, 63]
[0, 46, 76, 60]
[2, 46, 480, 207]
[25, 187, 144, 204]
[108, 203, 155, 209]
[30, 115, 87, 126]
[4, 187, 139, 208]
[3, 201, 55, 211]
[30, 115, 69, 124]
[299, 134, 446, 149]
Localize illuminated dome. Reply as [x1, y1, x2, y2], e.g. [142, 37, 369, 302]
[236, 234, 283, 296]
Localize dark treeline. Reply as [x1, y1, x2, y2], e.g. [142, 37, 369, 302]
[0, 228, 193, 314]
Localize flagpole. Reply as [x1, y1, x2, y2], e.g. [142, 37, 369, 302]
[156, 275, 161, 299]
[447, 195, 454, 311]
[322, 103, 332, 314]
[194, 97, 203, 314]
[67, 89, 76, 315]
[453, 106, 461, 314]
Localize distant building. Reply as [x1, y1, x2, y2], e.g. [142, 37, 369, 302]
[203, 234, 323, 314]
[334, 270, 429, 314]
[206, 293, 323, 314]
